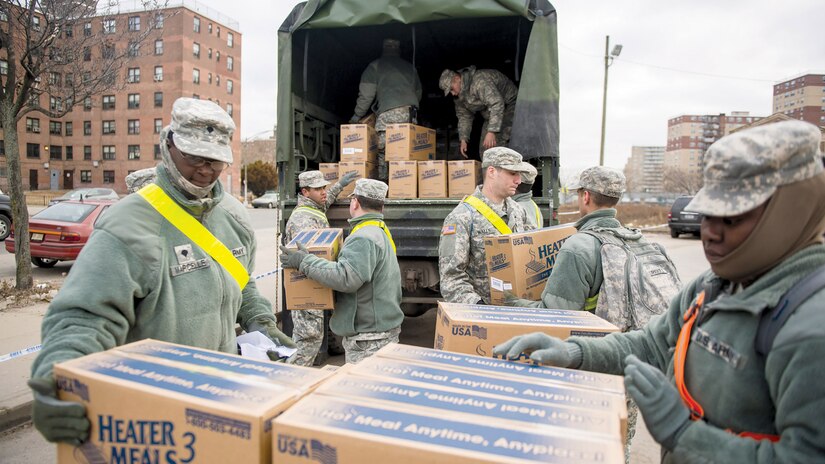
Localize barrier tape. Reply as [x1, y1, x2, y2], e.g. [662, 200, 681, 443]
[0, 267, 283, 363]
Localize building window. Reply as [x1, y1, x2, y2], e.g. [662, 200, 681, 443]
[216, 75, 220, 86]
[227, 56, 233, 72]
[84, 146, 92, 160]
[65, 122, 73, 136]
[0, 60, 7, 75]
[154, 118, 162, 134]
[208, 48, 212, 59]
[80, 170, 91, 183]
[193, 16, 200, 33]
[217, 26, 221, 38]
[207, 73, 212, 84]
[128, 15, 140, 31]
[153, 66, 163, 82]
[84, 22, 91, 36]
[48, 72, 61, 85]
[26, 118, 41, 133]
[127, 42, 140, 57]
[127, 67, 140, 83]
[226, 103, 233, 117]
[27, 143, 40, 158]
[49, 121, 62, 135]
[1, 9, 8, 21]
[154, 144, 161, 160]
[102, 146, 116, 160]
[50, 97, 62, 112]
[154, 12, 164, 29]
[128, 145, 141, 160]
[50, 145, 63, 160]
[102, 95, 115, 110]
[66, 146, 73, 160]
[128, 119, 140, 135]
[226, 80, 233, 95]
[83, 121, 92, 136]
[216, 51, 220, 62]
[103, 170, 115, 184]
[193, 43, 200, 58]
[193, 69, 200, 84]
[127, 93, 140, 109]
[32, 16, 40, 31]
[84, 97, 92, 111]
[155, 39, 163, 55]
[103, 18, 116, 34]
[154, 92, 163, 108]
[227, 32, 233, 48]
[208, 23, 212, 34]
[102, 120, 116, 135]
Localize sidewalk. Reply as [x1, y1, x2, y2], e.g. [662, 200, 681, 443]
[0, 302, 47, 432]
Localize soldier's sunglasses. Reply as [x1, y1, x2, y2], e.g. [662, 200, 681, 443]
[178, 151, 228, 171]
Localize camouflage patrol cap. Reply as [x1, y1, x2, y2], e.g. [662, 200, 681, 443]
[687, 120, 824, 216]
[481, 147, 533, 174]
[168, 97, 235, 164]
[351, 178, 388, 201]
[569, 166, 626, 198]
[298, 171, 330, 189]
[439, 69, 457, 96]
[125, 167, 157, 194]
[520, 163, 538, 184]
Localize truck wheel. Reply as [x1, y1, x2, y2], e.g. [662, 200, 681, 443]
[0, 215, 10, 241]
[32, 257, 58, 268]
[670, 228, 679, 238]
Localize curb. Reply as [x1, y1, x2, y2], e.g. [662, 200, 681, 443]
[0, 400, 32, 433]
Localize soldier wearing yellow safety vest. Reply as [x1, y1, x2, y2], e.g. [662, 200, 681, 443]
[280, 179, 403, 364]
[28, 98, 295, 445]
[282, 170, 358, 367]
[511, 163, 543, 229]
[438, 147, 535, 305]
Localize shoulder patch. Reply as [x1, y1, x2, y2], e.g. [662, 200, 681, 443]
[441, 224, 457, 235]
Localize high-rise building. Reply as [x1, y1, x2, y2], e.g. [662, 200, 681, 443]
[624, 146, 665, 194]
[665, 112, 764, 174]
[772, 73, 825, 128]
[0, 1, 242, 195]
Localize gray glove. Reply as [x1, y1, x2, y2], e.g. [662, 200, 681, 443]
[492, 332, 582, 367]
[28, 377, 90, 444]
[248, 317, 298, 362]
[338, 171, 360, 187]
[349, 115, 360, 123]
[624, 354, 690, 451]
[279, 243, 309, 269]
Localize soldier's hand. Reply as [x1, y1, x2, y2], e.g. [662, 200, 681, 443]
[349, 115, 360, 123]
[483, 132, 498, 149]
[493, 332, 582, 368]
[459, 140, 469, 158]
[624, 355, 690, 451]
[247, 317, 298, 363]
[339, 171, 360, 187]
[29, 377, 90, 444]
[279, 243, 309, 269]
[503, 290, 519, 305]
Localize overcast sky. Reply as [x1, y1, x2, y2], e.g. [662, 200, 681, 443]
[195, 0, 823, 174]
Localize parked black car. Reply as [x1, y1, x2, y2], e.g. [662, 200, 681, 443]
[0, 189, 11, 241]
[668, 196, 702, 238]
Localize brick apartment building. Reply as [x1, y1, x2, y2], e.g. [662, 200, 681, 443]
[772, 73, 825, 128]
[0, 1, 242, 195]
[665, 111, 764, 174]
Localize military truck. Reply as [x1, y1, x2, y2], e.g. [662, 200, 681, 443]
[276, 0, 561, 317]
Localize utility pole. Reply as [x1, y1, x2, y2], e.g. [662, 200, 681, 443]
[599, 35, 622, 166]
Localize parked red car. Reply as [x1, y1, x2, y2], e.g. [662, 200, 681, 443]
[4, 200, 116, 267]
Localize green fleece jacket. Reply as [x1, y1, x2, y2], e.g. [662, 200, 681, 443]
[299, 213, 403, 338]
[32, 166, 275, 379]
[572, 244, 825, 463]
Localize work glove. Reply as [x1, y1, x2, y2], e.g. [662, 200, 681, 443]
[349, 115, 360, 123]
[503, 290, 519, 305]
[493, 332, 582, 368]
[339, 171, 360, 187]
[624, 354, 691, 451]
[279, 243, 309, 269]
[248, 317, 298, 362]
[28, 377, 90, 444]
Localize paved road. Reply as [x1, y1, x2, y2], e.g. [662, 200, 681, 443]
[0, 209, 706, 462]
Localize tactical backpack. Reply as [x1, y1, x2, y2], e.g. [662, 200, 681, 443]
[581, 227, 682, 332]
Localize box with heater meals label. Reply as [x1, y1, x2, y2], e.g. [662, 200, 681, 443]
[448, 160, 482, 198]
[339, 161, 378, 197]
[389, 161, 418, 198]
[418, 160, 448, 198]
[340, 124, 378, 163]
[485, 224, 576, 305]
[385, 123, 436, 161]
[319, 163, 339, 185]
[272, 393, 623, 464]
[433, 302, 619, 359]
[284, 228, 343, 310]
[53, 348, 307, 464]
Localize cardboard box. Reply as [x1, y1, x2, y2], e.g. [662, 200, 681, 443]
[340, 124, 378, 163]
[385, 123, 436, 161]
[338, 161, 378, 197]
[273, 394, 623, 463]
[319, 163, 339, 185]
[388, 161, 418, 198]
[284, 228, 343, 310]
[433, 302, 620, 359]
[418, 160, 448, 198]
[54, 349, 305, 464]
[485, 225, 576, 305]
[448, 160, 482, 198]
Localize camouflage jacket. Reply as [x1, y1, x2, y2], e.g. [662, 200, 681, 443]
[454, 66, 518, 141]
[512, 192, 543, 229]
[353, 56, 422, 118]
[283, 181, 346, 244]
[439, 186, 533, 304]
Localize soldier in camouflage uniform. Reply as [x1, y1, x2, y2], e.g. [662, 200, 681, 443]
[281, 179, 403, 364]
[496, 121, 825, 463]
[511, 163, 543, 229]
[439, 147, 535, 305]
[125, 167, 157, 194]
[283, 170, 358, 366]
[350, 39, 422, 181]
[439, 66, 518, 158]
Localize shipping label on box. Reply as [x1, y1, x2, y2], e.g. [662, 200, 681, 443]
[273, 394, 623, 464]
[385, 124, 436, 161]
[340, 124, 378, 163]
[418, 160, 448, 198]
[54, 350, 302, 464]
[389, 161, 418, 198]
[448, 160, 482, 198]
[485, 225, 576, 305]
[284, 228, 343, 310]
[314, 373, 621, 440]
[338, 161, 378, 197]
[319, 163, 339, 185]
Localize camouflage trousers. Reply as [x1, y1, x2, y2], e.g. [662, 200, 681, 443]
[290, 309, 324, 367]
[342, 326, 401, 364]
[479, 103, 515, 153]
[376, 106, 416, 181]
[624, 398, 638, 464]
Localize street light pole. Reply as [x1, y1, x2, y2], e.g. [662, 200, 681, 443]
[599, 35, 622, 166]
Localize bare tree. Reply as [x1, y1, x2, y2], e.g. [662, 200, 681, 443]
[0, 0, 165, 289]
[662, 166, 704, 196]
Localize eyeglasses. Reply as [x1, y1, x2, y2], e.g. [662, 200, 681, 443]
[177, 150, 227, 171]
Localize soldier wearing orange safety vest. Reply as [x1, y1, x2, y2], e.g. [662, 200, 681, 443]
[495, 121, 825, 462]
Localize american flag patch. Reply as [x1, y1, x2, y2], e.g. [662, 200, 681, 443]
[441, 224, 457, 235]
